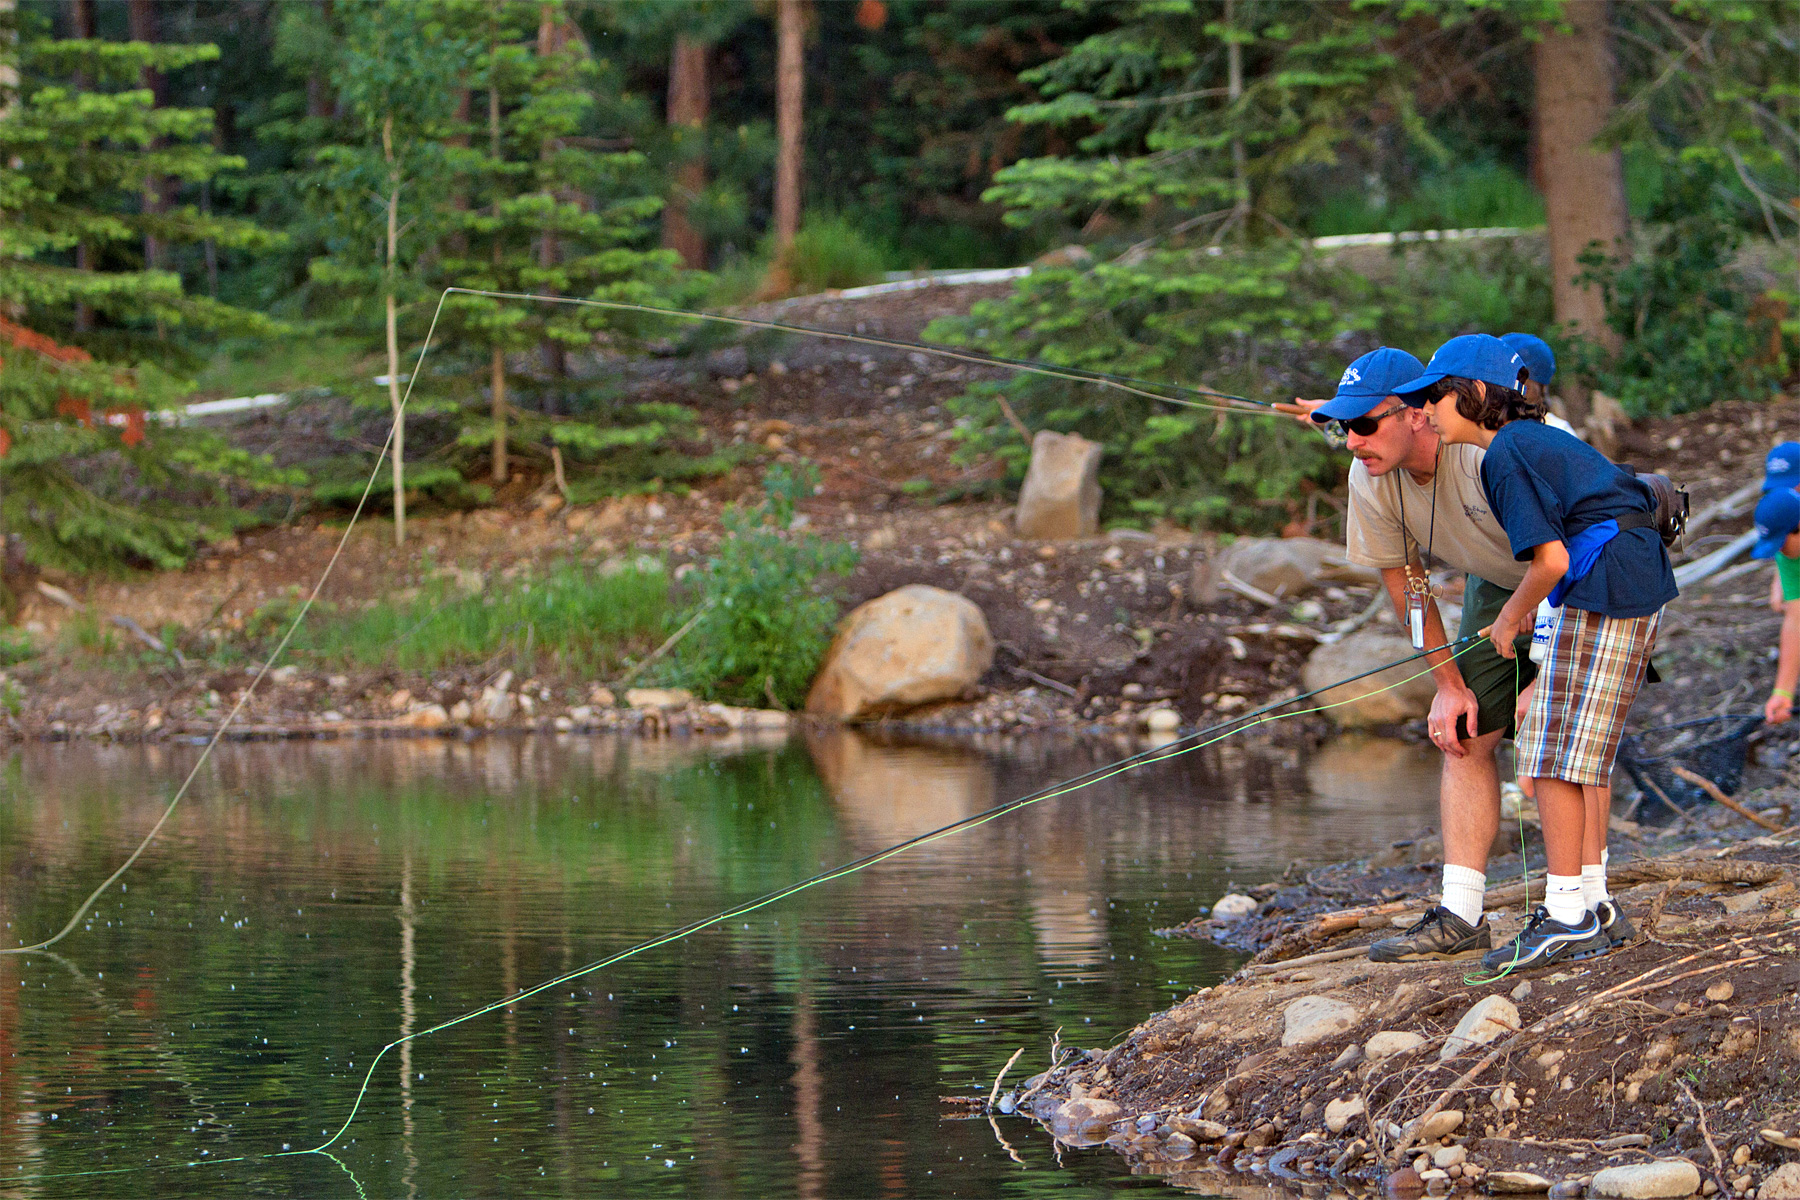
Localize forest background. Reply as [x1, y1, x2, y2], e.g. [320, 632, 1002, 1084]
[0, 0, 1795, 596]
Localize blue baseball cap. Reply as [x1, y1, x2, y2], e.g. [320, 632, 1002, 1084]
[1500, 333, 1556, 387]
[1395, 334, 1525, 406]
[1309, 348, 1427, 423]
[1753, 489, 1800, 559]
[1764, 441, 1800, 492]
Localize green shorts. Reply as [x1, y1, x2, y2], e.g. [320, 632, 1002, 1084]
[1779, 553, 1800, 603]
[1456, 576, 1537, 740]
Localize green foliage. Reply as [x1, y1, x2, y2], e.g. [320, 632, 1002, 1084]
[1571, 162, 1788, 417]
[774, 214, 887, 292]
[672, 463, 857, 709]
[0, 628, 40, 668]
[288, 558, 672, 677]
[1307, 161, 1546, 237]
[0, 17, 296, 572]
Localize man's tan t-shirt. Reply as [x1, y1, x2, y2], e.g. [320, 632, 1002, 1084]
[1345, 441, 1528, 589]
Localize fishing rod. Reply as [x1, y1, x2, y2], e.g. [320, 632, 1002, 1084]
[12, 631, 1485, 1188]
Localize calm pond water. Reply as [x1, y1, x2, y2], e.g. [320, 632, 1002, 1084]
[1, 729, 1438, 1198]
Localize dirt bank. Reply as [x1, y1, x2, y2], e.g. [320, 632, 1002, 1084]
[2, 279, 1796, 745]
[1002, 795, 1800, 1199]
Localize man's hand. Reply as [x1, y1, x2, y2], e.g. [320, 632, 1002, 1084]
[1487, 606, 1528, 659]
[1272, 398, 1327, 428]
[1427, 682, 1482, 758]
[1766, 688, 1794, 725]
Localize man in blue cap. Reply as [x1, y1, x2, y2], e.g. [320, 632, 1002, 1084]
[1280, 345, 1543, 962]
[1754, 441, 1800, 724]
[1500, 333, 1556, 407]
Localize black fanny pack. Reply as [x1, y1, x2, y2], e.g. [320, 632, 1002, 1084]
[1613, 467, 1690, 548]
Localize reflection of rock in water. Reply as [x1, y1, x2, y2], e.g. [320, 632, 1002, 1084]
[806, 728, 1113, 971]
[804, 727, 996, 848]
[1305, 735, 1441, 816]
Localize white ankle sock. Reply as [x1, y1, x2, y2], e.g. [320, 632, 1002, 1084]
[1581, 863, 1610, 910]
[1440, 864, 1486, 926]
[1545, 874, 1586, 925]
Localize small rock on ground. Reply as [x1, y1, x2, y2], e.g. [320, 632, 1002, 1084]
[1440, 995, 1520, 1060]
[1282, 995, 1360, 1046]
[1761, 1163, 1800, 1200]
[1590, 1160, 1702, 1199]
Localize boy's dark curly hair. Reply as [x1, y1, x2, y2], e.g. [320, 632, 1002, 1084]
[1432, 376, 1546, 430]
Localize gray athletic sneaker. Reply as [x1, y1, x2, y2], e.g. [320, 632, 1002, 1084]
[1368, 905, 1492, 963]
[1479, 906, 1609, 972]
[1596, 899, 1640, 948]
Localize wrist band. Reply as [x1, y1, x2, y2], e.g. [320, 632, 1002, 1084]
[1776, 688, 1794, 700]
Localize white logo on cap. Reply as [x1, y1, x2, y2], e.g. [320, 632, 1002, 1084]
[1339, 366, 1361, 387]
[1771, 455, 1793, 474]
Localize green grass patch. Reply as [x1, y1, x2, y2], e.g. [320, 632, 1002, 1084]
[287, 559, 675, 678]
[192, 331, 383, 401]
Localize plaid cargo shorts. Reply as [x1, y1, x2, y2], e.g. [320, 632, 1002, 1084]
[1515, 605, 1661, 787]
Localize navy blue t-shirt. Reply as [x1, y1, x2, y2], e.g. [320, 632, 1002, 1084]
[1479, 420, 1679, 618]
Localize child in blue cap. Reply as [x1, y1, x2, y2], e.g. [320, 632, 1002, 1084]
[1396, 334, 1678, 972]
[1754, 441, 1800, 724]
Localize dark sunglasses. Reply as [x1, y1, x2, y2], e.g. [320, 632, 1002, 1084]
[1330, 404, 1406, 439]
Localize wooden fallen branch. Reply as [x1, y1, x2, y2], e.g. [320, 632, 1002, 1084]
[1670, 765, 1784, 831]
[1240, 944, 1369, 975]
[988, 1047, 1025, 1111]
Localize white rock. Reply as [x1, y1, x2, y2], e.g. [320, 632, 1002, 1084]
[400, 704, 450, 729]
[1434, 1146, 1468, 1169]
[1590, 1160, 1703, 1199]
[625, 687, 695, 709]
[1410, 1110, 1463, 1141]
[805, 585, 994, 721]
[1419, 1169, 1450, 1184]
[449, 699, 473, 722]
[1302, 631, 1440, 727]
[478, 686, 516, 724]
[1759, 1163, 1800, 1200]
[1489, 1172, 1554, 1193]
[1016, 430, 1102, 540]
[1365, 1030, 1427, 1062]
[1143, 707, 1181, 732]
[1324, 1096, 1365, 1134]
[1440, 995, 1521, 1060]
[1210, 893, 1258, 920]
[1282, 995, 1360, 1047]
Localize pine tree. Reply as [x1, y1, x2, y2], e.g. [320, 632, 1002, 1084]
[433, 0, 683, 493]
[0, 14, 287, 579]
[289, 2, 473, 545]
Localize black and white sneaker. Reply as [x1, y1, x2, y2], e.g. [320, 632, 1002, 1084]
[1480, 906, 1609, 972]
[1368, 905, 1492, 963]
[1596, 899, 1640, 948]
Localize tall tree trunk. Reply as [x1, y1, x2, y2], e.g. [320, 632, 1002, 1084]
[306, 0, 334, 119]
[1225, 0, 1248, 236]
[536, 8, 567, 414]
[448, 88, 471, 257]
[662, 35, 710, 269]
[70, 0, 95, 331]
[772, 0, 805, 252]
[127, 0, 167, 271]
[383, 114, 405, 547]
[1534, 0, 1627, 406]
[490, 72, 508, 486]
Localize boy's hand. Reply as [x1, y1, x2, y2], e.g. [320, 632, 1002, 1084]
[1485, 609, 1526, 659]
[1767, 689, 1794, 725]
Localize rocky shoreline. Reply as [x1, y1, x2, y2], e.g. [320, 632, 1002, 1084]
[993, 790, 1800, 1200]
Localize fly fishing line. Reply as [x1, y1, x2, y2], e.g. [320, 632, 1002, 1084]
[5, 285, 1299, 957]
[12, 633, 1484, 1186]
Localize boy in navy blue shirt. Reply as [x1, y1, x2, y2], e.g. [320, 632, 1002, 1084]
[1396, 335, 1677, 971]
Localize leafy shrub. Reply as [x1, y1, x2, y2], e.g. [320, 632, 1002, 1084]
[672, 463, 857, 709]
[0, 627, 39, 666]
[775, 215, 888, 293]
[1570, 162, 1789, 417]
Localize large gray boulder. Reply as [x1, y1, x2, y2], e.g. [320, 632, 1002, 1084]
[1302, 631, 1439, 727]
[1192, 536, 1381, 603]
[1016, 430, 1102, 540]
[1590, 1161, 1702, 1199]
[806, 585, 994, 721]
